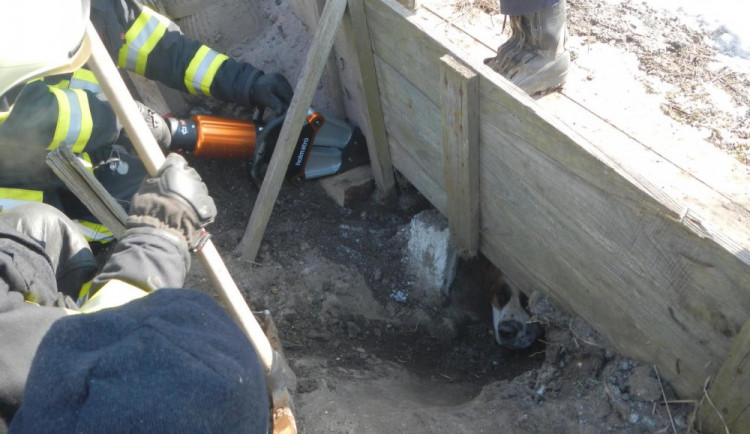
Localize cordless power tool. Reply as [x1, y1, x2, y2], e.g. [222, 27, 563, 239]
[165, 110, 369, 188]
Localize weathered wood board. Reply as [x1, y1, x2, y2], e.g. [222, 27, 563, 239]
[698, 317, 750, 433]
[362, 0, 750, 398]
[440, 55, 480, 257]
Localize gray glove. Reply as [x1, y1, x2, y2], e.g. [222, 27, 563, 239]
[135, 100, 172, 152]
[126, 153, 217, 250]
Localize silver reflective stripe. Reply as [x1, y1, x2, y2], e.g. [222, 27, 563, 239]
[63, 90, 83, 147]
[0, 198, 34, 211]
[123, 15, 162, 71]
[74, 221, 115, 242]
[190, 49, 221, 92]
[69, 77, 101, 93]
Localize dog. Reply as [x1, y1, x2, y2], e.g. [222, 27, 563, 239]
[486, 266, 542, 349]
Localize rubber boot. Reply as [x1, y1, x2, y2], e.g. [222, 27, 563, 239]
[492, 0, 569, 95]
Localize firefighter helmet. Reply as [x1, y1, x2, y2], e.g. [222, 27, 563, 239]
[0, 0, 91, 97]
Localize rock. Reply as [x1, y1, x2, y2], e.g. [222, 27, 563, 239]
[629, 366, 662, 402]
[308, 330, 331, 341]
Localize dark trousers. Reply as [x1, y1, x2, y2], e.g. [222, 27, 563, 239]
[499, 0, 560, 15]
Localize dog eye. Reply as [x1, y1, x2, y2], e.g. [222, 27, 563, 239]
[493, 282, 512, 307]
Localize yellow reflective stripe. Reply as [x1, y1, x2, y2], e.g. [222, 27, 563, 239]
[184, 45, 228, 96]
[0, 188, 44, 212]
[77, 280, 93, 306]
[0, 109, 9, 125]
[47, 88, 92, 152]
[69, 69, 101, 93]
[0, 188, 44, 202]
[118, 7, 169, 75]
[48, 88, 70, 150]
[79, 152, 94, 173]
[47, 79, 72, 89]
[78, 279, 148, 314]
[75, 220, 115, 243]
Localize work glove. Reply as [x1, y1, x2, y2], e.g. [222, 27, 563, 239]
[135, 100, 172, 152]
[126, 153, 217, 251]
[248, 72, 294, 117]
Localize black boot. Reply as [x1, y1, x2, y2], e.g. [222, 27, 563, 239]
[489, 0, 570, 95]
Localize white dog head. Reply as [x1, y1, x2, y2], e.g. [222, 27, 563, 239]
[490, 281, 542, 349]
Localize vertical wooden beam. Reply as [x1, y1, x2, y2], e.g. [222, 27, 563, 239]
[346, 0, 397, 199]
[440, 54, 479, 257]
[698, 317, 750, 433]
[238, 0, 349, 261]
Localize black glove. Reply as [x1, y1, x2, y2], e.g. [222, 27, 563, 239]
[126, 153, 217, 250]
[248, 72, 294, 116]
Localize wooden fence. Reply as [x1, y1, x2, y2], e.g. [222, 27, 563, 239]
[284, 0, 749, 429]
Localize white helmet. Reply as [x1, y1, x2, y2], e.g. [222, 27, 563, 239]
[0, 0, 91, 97]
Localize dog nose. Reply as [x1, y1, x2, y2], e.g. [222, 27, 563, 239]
[494, 319, 542, 349]
[497, 320, 522, 341]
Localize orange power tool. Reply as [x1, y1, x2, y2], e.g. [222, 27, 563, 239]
[166, 110, 368, 188]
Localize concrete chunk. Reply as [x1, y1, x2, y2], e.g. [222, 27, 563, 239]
[405, 210, 458, 303]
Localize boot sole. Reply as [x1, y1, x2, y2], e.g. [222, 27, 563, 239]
[514, 55, 570, 96]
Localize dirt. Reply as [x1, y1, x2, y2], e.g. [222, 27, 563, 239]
[564, 0, 749, 165]
[183, 154, 697, 433]
[160, 0, 747, 432]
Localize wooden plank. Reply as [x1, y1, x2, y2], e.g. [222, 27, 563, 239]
[320, 165, 375, 208]
[238, 0, 348, 261]
[86, 29, 294, 418]
[46, 148, 127, 239]
[373, 57, 445, 212]
[362, 0, 750, 398]
[285, 0, 346, 119]
[698, 317, 750, 434]
[440, 54, 479, 257]
[344, 0, 397, 198]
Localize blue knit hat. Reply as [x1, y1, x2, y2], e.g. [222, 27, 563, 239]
[9, 289, 269, 434]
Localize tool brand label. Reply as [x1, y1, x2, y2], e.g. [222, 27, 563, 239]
[295, 137, 310, 167]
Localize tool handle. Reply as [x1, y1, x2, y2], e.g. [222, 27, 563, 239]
[84, 23, 275, 372]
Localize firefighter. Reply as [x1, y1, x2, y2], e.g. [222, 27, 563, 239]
[1, 160, 268, 434]
[1, 3, 268, 431]
[491, 0, 570, 95]
[0, 0, 294, 243]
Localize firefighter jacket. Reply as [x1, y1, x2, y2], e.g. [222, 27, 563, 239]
[0, 0, 261, 240]
[0, 214, 189, 432]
